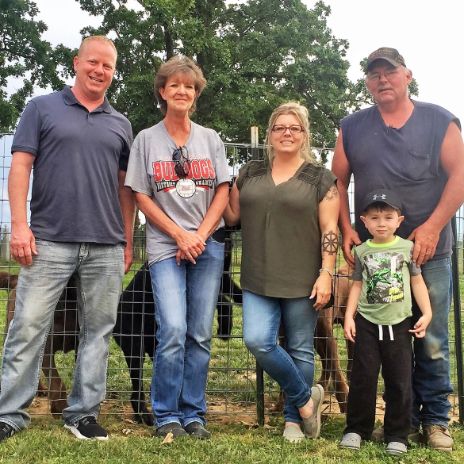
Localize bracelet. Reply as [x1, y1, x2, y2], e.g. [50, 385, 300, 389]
[319, 268, 333, 278]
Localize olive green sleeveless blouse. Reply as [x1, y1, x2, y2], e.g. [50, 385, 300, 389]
[237, 160, 336, 298]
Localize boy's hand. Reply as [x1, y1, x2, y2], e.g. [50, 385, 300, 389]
[409, 314, 432, 338]
[344, 317, 356, 343]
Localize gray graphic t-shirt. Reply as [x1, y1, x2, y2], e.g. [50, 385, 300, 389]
[353, 236, 421, 325]
[125, 121, 230, 264]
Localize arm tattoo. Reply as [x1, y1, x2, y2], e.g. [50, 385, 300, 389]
[322, 230, 338, 255]
[323, 185, 339, 201]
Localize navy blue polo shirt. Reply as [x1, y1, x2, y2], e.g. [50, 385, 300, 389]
[12, 86, 133, 244]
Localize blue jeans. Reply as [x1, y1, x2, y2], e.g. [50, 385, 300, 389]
[149, 238, 225, 428]
[242, 290, 318, 423]
[412, 257, 453, 428]
[0, 240, 124, 430]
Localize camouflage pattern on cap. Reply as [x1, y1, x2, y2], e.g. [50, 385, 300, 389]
[366, 47, 406, 72]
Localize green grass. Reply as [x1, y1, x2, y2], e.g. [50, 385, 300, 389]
[0, 416, 462, 464]
[0, 251, 463, 462]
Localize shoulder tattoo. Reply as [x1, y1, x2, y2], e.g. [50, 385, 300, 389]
[323, 185, 339, 201]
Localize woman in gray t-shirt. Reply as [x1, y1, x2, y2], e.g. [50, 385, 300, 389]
[125, 56, 230, 439]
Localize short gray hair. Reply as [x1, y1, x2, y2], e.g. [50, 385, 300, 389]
[154, 55, 207, 115]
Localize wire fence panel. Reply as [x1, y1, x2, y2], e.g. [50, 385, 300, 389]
[0, 134, 462, 425]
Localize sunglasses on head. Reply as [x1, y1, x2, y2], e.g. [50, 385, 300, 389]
[172, 146, 190, 178]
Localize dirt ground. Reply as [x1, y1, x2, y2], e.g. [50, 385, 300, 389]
[27, 392, 461, 428]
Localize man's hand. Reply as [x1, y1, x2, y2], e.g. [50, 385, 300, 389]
[123, 245, 133, 273]
[10, 223, 37, 266]
[408, 223, 440, 266]
[341, 228, 361, 267]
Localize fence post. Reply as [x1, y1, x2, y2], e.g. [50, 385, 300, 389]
[250, 126, 259, 160]
[451, 217, 464, 424]
[249, 125, 265, 425]
[256, 361, 265, 426]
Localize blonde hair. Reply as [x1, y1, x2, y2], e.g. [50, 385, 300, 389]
[264, 102, 315, 164]
[78, 36, 117, 58]
[154, 55, 207, 115]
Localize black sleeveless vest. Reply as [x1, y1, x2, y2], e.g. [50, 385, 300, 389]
[341, 100, 460, 259]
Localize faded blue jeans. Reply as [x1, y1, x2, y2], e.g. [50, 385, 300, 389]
[242, 290, 318, 423]
[412, 257, 453, 428]
[149, 238, 225, 428]
[0, 240, 124, 430]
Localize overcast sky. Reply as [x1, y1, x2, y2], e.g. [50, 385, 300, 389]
[32, 0, 464, 123]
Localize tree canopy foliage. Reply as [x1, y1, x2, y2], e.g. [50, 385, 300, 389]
[0, 0, 60, 132]
[70, 0, 360, 148]
[3, 0, 419, 150]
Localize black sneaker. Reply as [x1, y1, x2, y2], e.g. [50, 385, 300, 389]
[155, 422, 187, 438]
[64, 416, 108, 440]
[0, 422, 15, 442]
[184, 421, 211, 440]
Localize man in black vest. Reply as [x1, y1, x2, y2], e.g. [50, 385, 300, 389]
[332, 47, 464, 452]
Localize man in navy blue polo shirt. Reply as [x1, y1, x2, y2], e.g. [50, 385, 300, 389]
[0, 36, 135, 441]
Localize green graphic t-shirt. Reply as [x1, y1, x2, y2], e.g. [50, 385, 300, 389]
[353, 236, 421, 325]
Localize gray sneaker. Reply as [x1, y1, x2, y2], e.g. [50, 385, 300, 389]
[371, 426, 421, 444]
[386, 441, 407, 456]
[340, 432, 361, 450]
[302, 384, 324, 439]
[283, 424, 305, 443]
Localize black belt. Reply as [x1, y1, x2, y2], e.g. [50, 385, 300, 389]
[211, 227, 226, 243]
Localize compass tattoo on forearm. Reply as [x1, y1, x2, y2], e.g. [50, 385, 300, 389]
[322, 230, 338, 255]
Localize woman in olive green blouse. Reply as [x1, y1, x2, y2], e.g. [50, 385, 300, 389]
[224, 102, 339, 442]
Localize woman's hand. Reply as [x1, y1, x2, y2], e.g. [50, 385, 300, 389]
[174, 230, 206, 264]
[309, 272, 332, 311]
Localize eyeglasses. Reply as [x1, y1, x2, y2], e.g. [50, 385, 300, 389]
[172, 146, 190, 178]
[271, 125, 304, 134]
[366, 67, 400, 81]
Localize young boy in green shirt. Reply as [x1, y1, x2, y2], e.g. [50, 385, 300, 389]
[340, 189, 432, 456]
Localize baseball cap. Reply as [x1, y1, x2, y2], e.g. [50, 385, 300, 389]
[362, 189, 402, 212]
[366, 47, 406, 72]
